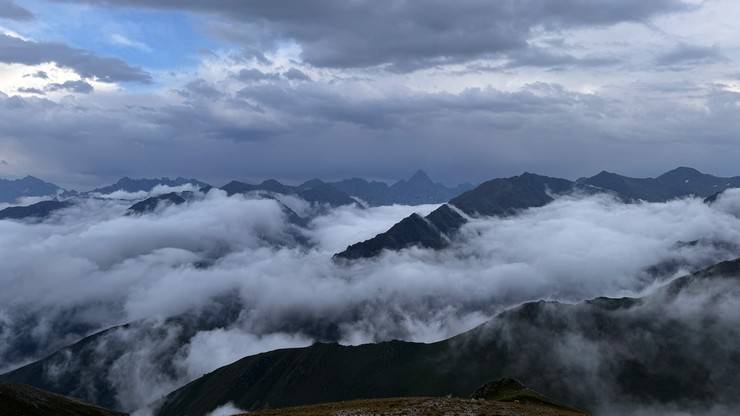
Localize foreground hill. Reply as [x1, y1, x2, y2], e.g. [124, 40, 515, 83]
[155, 258, 740, 416]
[0, 383, 125, 416]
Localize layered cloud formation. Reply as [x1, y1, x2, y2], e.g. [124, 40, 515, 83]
[3, 188, 740, 411]
[0, 1, 739, 187]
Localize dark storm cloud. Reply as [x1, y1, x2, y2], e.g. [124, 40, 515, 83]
[0, 33, 151, 83]
[46, 80, 94, 94]
[4, 76, 740, 187]
[54, 0, 691, 71]
[0, 0, 34, 20]
[656, 43, 729, 68]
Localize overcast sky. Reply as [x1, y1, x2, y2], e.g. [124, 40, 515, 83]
[1, 0, 739, 188]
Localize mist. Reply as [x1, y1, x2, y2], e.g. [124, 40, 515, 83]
[3, 187, 740, 412]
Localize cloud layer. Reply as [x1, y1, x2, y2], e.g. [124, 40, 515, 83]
[3, 189, 740, 411]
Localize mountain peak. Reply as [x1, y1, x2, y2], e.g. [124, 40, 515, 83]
[408, 169, 433, 185]
[658, 166, 703, 179]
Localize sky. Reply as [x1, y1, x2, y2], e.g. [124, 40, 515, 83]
[0, 0, 739, 188]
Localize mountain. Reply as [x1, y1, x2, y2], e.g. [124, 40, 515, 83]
[450, 172, 575, 217]
[329, 170, 474, 206]
[0, 295, 245, 411]
[0, 176, 63, 203]
[154, 258, 740, 416]
[0, 383, 125, 416]
[126, 192, 187, 215]
[0, 200, 73, 221]
[222, 179, 357, 208]
[334, 167, 740, 261]
[240, 379, 586, 416]
[578, 167, 740, 202]
[335, 173, 573, 259]
[334, 204, 465, 260]
[91, 177, 210, 195]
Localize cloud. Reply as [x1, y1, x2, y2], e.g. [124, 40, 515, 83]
[109, 33, 152, 53]
[283, 68, 311, 81]
[3, 190, 740, 410]
[656, 42, 728, 68]
[46, 80, 94, 94]
[0, 0, 34, 21]
[24, 70, 48, 79]
[53, 0, 692, 71]
[0, 33, 151, 83]
[234, 68, 279, 82]
[17, 86, 45, 95]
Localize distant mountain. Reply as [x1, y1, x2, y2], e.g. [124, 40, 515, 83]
[335, 204, 465, 260]
[0, 383, 125, 416]
[578, 167, 740, 202]
[330, 170, 474, 206]
[450, 172, 575, 217]
[334, 173, 574, 259]
[91, 177, 210, 195]
[0, 200, 73, 221]
[335, 167, 740, 260]
[222, 179, 357, 208]
[154, 258, 740, 416]
[0, 176, 63, 203]
[126, 192, 187, 215]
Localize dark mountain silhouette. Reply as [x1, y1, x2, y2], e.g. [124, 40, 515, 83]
[154, 258, 740, 416]
[240, 379, 586, 416]
[91, 177, 210, 195]
[0, 176, 63, 203]
[126, 192, 187, 215]
[0, 295, 245, 411]
[0, 200, 73, 221]
[330, 170, 474, 206]
[335, 167, 740, 260]
[0, 383, 125, 416]
[335, 204, 465, 260]
[578, 167, 740, 202]
[335, 173, 573, 259]
[222, 179, 356, 208]
[450, 172, 575, 217]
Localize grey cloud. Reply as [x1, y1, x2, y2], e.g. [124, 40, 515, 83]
[3, 77, 740, 186]
[502, 47, 619, 70]
[282, 68, 311, 81]
[17, 87, 45, 95]
[3, 190, 740, 410]
[54, 0, 692, 71]
[24, 70, 49, 79]
[46, 80, 94, 94]
[0, 0, 34, 20]
[0, 33, 151, 83]
[656, 43, 728, 68]
[234, 68, 280, 83]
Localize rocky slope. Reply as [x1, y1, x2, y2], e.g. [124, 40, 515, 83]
[154, 257, 740, 416]
[0, 383, 125, 416]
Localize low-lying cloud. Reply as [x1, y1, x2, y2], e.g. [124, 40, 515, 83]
[3, 189, 740, 412]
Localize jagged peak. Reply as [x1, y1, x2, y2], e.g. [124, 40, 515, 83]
[408, 169, 433, 183]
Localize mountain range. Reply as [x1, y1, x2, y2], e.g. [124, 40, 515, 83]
[0, 176, 62, 203]
[149, 257, 740, 415]
[335, 167, 740, 260]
